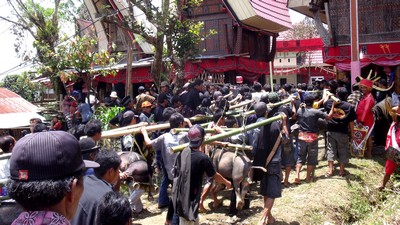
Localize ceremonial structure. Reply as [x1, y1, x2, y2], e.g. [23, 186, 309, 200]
[82, 0, 292, 88]
[288, 0, 400, 89]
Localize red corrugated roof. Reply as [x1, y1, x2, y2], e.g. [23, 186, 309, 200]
[0, 88, 40, 114]
[250, 0, 292, 30]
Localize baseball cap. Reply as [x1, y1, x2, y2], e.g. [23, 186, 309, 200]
[138, 86, 145, 91]
[79, 138, 100, 154]
[188, 125, 205, 148]
[10, 131, 99, 181]
[304, 94, 316, 106]
[142, 101, 152, 108]
[160, 81, 170, 87]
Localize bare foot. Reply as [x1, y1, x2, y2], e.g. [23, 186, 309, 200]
[199, 205, 208, 213]
[213, 198, 222, 208]
[258, 215, 267, 225]
[376, 185, 385, 191]
[267, 216, 276, 224]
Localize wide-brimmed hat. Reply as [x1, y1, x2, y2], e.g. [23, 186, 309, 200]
[10, 131, 99, 181]
[110, 91, 118, 98]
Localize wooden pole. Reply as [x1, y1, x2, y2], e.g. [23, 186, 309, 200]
[171, 114, 284, 152]
[101, 123, 170, 139]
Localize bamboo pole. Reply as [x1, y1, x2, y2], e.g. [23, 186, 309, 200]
[101, 123, 170, 139]
[208, 141, 253, 151]
[172, 128, 236, 133]
[171, 114, 284, 152]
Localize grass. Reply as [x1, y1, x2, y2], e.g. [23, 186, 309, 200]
[131, 154, 400, 225]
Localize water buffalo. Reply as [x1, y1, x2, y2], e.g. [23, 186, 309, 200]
[119, 151, 155, 200]
[209, 148, 252, 211]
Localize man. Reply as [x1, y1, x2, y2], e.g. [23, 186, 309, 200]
[354, 79, 375, 158]
[7, 131, 99, 225]
[106, 91, 121, 107]
[182, 79, 205, 118]
[141, 113, 192, 225]
[96, 192, 132, 225]
[324, 87, 356, 177]
[109, 96, 135, 128]
[136, 86, 155, 113]
[172, 125, 231, 225]
[0, 135, 15, 179]
[139, 101, 154, 124]
[71, 150, 122, 225]
[160, 81, 173, 102]
[294, 95, 334, 184]
[84, 119, 103, 142]
[252, 102, 287, 225]
[154, 93, 170, 123]
[79, 138, 101, 176]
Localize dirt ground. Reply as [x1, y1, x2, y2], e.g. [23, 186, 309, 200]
[131, 159, 355, 225]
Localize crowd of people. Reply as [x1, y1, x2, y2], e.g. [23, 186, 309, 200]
[0, 74, 399, 225]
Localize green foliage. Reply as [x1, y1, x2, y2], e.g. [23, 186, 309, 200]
[173, 20, 215, 59]
[55, 35, 121, 83]
[0, 73, 42, 102]
[93, 106, 123, 131]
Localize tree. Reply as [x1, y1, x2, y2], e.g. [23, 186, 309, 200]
[56, 35, 121, 103]
[0, 73, 41, 102]
[0, 0, 77, 96]
[102, 0, 212, 92]
[280, 17, 319, 40]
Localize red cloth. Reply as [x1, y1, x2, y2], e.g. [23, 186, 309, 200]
[356, 93, 375, 128]
[385, 122, 400, 174]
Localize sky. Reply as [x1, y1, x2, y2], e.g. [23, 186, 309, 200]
[0, 4, 305, 80]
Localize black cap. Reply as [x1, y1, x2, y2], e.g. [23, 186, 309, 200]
[158, 93, 168, 103]
[79, 138, 100, 154]
[304, 94, 316, 106]
[10, 131, 99, 181]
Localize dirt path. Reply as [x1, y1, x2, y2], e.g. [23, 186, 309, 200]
[132, 159, 359, 225]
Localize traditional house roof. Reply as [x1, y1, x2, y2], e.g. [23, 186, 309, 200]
[0, 88, 45, 129]
[225, 0, 292, 33]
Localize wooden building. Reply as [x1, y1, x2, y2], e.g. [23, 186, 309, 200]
[288, 0, 400, 91]
[83, 0, 292, 88]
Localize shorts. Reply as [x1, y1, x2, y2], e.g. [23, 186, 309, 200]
[259, 162, 282, 198]
[281, 136, 295, 167]
[326, 131, 350, 164]
[385, 159, 398, 176]
[297, 139, 318, 165]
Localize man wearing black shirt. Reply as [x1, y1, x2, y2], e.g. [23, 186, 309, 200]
[173, 125, 231, 225]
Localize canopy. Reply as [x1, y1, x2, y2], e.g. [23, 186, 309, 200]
[0, 88, 45, 129]
[184, 56, 269, 82]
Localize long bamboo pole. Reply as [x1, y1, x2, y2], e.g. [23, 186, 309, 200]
[101, 123, 170, 138]
[171, 114, 284, 152]
[172, 128, 236, 133]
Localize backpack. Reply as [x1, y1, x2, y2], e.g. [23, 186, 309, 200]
[171, 147, 196, 221]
